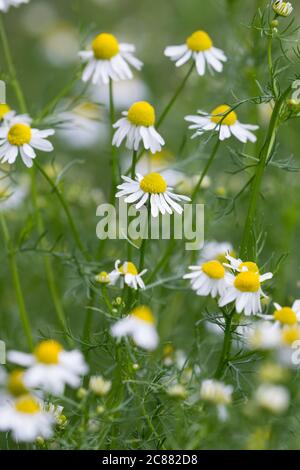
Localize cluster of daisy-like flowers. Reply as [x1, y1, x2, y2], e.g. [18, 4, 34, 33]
[0, 340, 87, 442]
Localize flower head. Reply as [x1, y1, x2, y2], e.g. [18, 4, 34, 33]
[199, 241, 234, 264]
[0, 0, 29, 12]
[113, 101, 165, 153]
[164, 30, 227, 76]
[185, 105, 259, 143]
[89, 375, 112, 396]
[116, 172, 190, 218]
[8, 340, 88, 395]
[258, 300, 300, 326]
[255, 384, 290, 414]
[272, 1, 293, 17]
[108, 260, 147, 290]
[111, 305, 159, 350]
[79, 33, 143, 85]
[184, 260, 229, 299]
[0, 115, 55, 168]
[200, 379, 233, 421]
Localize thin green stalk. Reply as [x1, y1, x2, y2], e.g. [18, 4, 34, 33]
[109, 79, 118, 201]
[0, 15, 27, 113]
[139, 202, 150, 272]
[131, 149, 137, 179]
[214, 313, 233, 379]
[0, 213, 33, 350]
[191, 138, 221, 202]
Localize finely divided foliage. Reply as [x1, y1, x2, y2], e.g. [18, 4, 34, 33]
[0, 0, 300, 450]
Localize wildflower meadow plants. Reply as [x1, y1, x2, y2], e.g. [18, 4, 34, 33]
[1, 0, 300, 452]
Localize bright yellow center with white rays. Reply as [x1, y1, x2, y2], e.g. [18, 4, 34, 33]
[119, 262, 138, 276]
[274, 307, 297, 325]
[132, 305, 155, 324]
[234, 271, 260, 293]
[34, 340, 63, 364]
[140, 172, 167, 194]
[186, 30, 213, 51]
[202, 260, 225, 279]
[282, 326, 300, 345]
[0, 104, 11, 120]
[127, 101, 155, 127]
[239, 261, 259, 273]
[211, 105, 237, 126]
[92, 33, 119, 60]
[7, 370, 28, 397]
[15, 395, 41, 414]
[8, 124, 32, 146]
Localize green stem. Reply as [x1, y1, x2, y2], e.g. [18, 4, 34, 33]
[139, 201, 150, 272]
[214, 313, 233, 379]
[109, 79, 118, 201]
[0, 213, 33, 350]
[156, 62, 195, 128]
[0, 15, 27, 113]
[34, 160, 90, 261]
[131, 149, 137, 179]
[191, 138, 221, 202]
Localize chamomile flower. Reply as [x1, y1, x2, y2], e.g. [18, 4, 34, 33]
[109, 260, 147, 290]
[0, 171, 28, 213]
[111, 305, 159, 351]
[164, 30, 227, 76]
[79, 33, 143, 85]
[0, 394, 54, 442]
[184, 260, 230, 298]
[89, 376, 112, 396]
[0, 104, 15, 124]
[246, 321, 282, 350]
[112, 101, 165, 153]
[8, 340, 88, 396]
[219, 261, 273, 316]
[199, 241, 234, 264]
[255, 384, 290, 414]
[0, 0, 29, 12]
[0, 116, 55, 168]
[116, 172, 190, 218]
[200, 379, 233, 421]
[258, 300, 300, 326]
[272, 1, 293, 17]
[185, 105, 259, 143]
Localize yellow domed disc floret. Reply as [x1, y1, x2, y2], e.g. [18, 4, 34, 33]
[274, 307, 297, 326]
[119, 262, 138, 276]
[239, 261, 259, 273]
[202, 260, 225, 279]
[132, 305, 155, 324]
[127, 101, 155, 127]
[8, 124, 32, 146]
[34, 339, 63, 364]
[211, 105, 237, 127]
[234, 271, 260, 293]
[140, 172, 167, 194]
[0, 104, 11, 120]
[7, 370, 28, 397]
[282, 326, 300, 345]
[15, 395, 41, 414]
[92, 33, 119, 60]
[186, 30, 213, 52]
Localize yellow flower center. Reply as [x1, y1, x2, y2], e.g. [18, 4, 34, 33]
[92, 33, 119, 60]
[7, 370, 28, 397]
[119, 262, 138, 276]
[8, 124, 32, 146]
[186, 30, 213, 51]
[140, 172, 167, 194]
[95, 271, 110, 284]
[234, 271, 260, 292]
[15, 395, 41, 414]
[274, 307, 297, 325]
[127, 101, 155, 127]
[239, 261, 260, 273]
[132, 305, 155, 324]
[0, 103, 11, 120]
[202, 260, 225, 279]
[282, 326, 300, 345]
[34, 340, 63, 364]
[211, 105, 237, 126]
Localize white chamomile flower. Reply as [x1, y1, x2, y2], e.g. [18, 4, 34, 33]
[255, 384, 290, 414]
[0, 116, 55, 168]
[89, 375, 112, 396]
[164, 30, 227, 76]
[109, 260, 147, 290]
[200, 379, 233, 421]
[113, 101, 165, 153]
[79, 32, 143, 85]
[199, 241, 234, 264]
[0, 171, 28, 213]
[116, 172, 190, 218]
[219, 259, 273, 316]
[0, 394, 54, 443]
[111, 305, 159, 351]
[246, 321, 282, 350]
[8, 340, 88, 396]
[258, 300, 300, 327]
[0, 0, 29, 12]
[184, 260, 230, 298]
[272, 1, 293, 17]
[185, 105, 259, 143]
